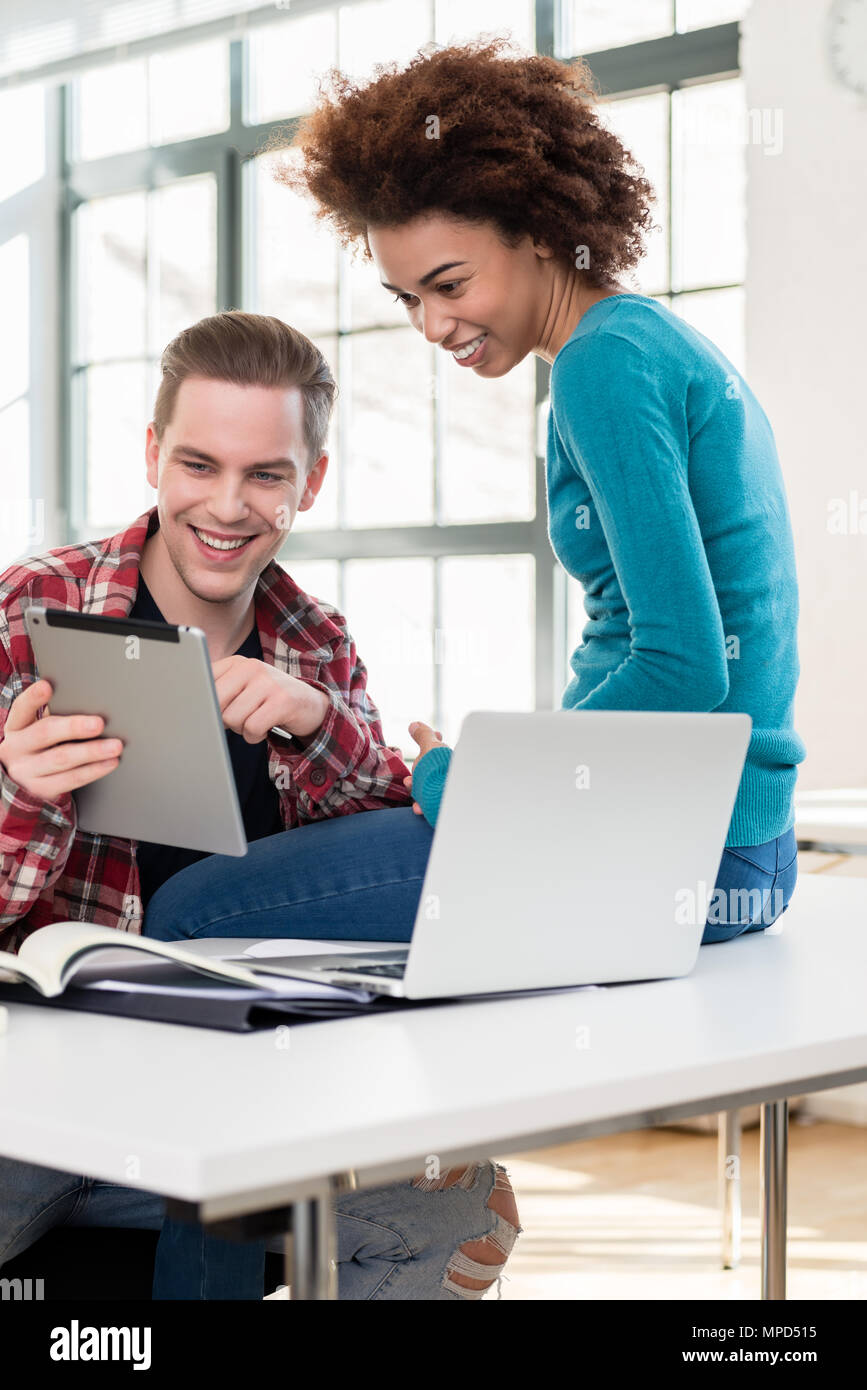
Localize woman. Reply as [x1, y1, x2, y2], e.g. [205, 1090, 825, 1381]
[273, 35, 805, 941]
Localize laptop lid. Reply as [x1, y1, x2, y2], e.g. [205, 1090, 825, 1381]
[401, 710, 751, 997]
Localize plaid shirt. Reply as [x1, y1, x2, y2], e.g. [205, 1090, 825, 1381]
[0, 505, 412, 953]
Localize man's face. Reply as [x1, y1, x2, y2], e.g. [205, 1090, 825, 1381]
[144, 377, 327, 605]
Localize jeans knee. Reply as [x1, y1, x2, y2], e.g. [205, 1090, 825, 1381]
[411, 1161, 522, 1300]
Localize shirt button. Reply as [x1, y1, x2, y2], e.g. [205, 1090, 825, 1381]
[310, 768, 327, 786]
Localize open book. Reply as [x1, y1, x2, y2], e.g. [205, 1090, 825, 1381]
[0, 921, 371, 1002]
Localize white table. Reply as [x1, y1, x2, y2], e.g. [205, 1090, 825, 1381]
[1, 875, 865, 1300]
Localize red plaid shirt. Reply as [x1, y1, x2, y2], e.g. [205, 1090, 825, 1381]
[0, 505, 412, 953]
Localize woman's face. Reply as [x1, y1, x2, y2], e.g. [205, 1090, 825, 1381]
[368, 214, 555, 378]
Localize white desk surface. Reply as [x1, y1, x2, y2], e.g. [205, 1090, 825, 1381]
[0, 876, 865, 1216]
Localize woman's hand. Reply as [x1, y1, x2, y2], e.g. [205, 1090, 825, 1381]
[403, 720, 448, 815]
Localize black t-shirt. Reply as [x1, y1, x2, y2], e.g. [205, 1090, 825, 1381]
[131, 571, 283, 912]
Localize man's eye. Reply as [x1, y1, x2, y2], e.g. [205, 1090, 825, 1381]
[184, 461, 209, 473]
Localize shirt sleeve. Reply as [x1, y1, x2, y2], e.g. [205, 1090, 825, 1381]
[266, 631, 413, 823]
[551, 333, 729, 711]
[0, 635, 78, 944]
[411, 744, 453, 828]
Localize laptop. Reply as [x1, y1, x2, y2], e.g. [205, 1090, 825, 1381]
[238, 710, 751, 999]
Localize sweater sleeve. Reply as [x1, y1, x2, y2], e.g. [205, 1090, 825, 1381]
[411, 744, 452, 829]
[551, 333, 729, 711]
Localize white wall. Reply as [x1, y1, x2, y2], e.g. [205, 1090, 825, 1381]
[744, 0, 867, 1124]
[744, 0, 867, 792]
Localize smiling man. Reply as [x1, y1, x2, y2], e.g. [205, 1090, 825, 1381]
[0, 310, 521, 1303]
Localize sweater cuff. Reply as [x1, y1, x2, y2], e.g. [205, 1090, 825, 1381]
[411, 744, 453, 828]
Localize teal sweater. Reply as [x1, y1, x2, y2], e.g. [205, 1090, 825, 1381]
[413, 293, 806, 845]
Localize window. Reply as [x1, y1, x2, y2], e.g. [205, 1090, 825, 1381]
[72, 176, 218, 527]
[61, 0, 744, 753]
[0, 236, 33, 570]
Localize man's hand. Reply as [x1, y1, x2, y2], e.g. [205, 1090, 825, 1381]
[211, 656, 330, 743]
[402, 719, 450, 816]
[0, 678, 124, 803]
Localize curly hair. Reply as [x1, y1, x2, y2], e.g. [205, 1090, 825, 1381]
[274, 37, 656, 286]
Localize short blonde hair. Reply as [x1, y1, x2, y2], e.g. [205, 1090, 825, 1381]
[153, 311, 337, 466]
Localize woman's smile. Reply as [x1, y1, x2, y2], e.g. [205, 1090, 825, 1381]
[448, 332, 489, 366]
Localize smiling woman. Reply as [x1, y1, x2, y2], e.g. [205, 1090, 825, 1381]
[277, 35, 807, 940]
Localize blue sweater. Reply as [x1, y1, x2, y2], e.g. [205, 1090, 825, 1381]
[413, 293, 806, 845]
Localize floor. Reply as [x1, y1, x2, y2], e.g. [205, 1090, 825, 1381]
[493, 1118, 867, 1300]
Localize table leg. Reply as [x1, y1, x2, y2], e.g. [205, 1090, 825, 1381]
[719, 1108, 742, 1269]
[287, 1171, 357, 1300]
[760, 1099, 788, 1300]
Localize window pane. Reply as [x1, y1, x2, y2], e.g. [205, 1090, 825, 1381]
[0, 84, 44, 201]
[672, 286, 745, 376]
[440, 355, 535, 523]
[346, 247, 406, 332]
[149, 40, 229, 145]
[84, 363, 150, 528]
[435, 0, 534, 48]
[338, 0, 432, 84]
[76, 59, 148, 160]
[248, 11, 338, 124]
[440, 555, 534, 742]
[672, 78, 746, 291]
[0, 402, 32, 570]
[0, 236, 28, 409]
[284, 559, 340, 611]
[151, 176, 217, 352]
[343, 558, 435, 749]
[600, 92, 669, 295]
[247, 150, 338, 338]
[291, 334, 340, 532]
[676, 0, 747, 29]
[76, 192, 147, 362]
[345, 329, 434, 528]
[557, 0, 673, 55]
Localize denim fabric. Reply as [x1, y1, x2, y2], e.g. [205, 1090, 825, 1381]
[0, 1155, 513, 1300]
[141, 807, 798, 951]
[702, 826, 798, 944]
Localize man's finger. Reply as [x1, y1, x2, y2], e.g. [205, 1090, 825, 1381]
[5, 679, 53, 733]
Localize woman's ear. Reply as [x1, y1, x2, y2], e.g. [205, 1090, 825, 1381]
[532, 237, 556, 261]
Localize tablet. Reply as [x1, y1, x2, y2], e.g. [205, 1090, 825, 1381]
[23, 605, 248, 856]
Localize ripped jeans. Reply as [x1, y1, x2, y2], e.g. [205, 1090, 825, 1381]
[0, 1154, 521, 1300]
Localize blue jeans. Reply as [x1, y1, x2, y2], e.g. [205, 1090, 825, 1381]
[142, 806, 798, 949]
[0, 1160, 262, 1299]
[0, 1153, 518, 1300]
[702, 825, 798, 944]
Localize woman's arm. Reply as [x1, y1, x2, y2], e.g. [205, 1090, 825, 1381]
[551, 333, 730, 711]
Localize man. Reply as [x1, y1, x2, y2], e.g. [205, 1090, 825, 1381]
[0, 311, 519, 1300]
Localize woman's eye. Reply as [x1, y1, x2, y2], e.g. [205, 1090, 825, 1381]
[437, 281, 461, 294]
[392, 291, 418, 306]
